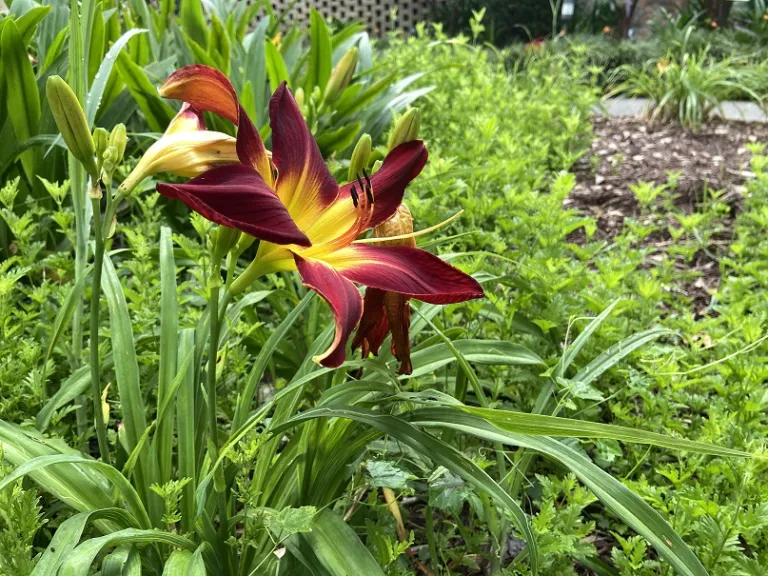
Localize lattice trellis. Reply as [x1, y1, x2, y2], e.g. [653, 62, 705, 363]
[269, 0, 439, 34]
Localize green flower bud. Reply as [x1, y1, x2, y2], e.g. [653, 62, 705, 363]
[294, 87, 305, 109]
[102, 146, 118, 175]
[109, 124, 127, 164]
[348, 133, 372, 182]
[311, 85, 322, 105]
[388, 108, 421, 151]
[212, 226, 240, 262]
[232, 233, 256, 261]
[324, 47, 359, 105]
[46, 76, 98, 178]
[93, 127, 109, 163]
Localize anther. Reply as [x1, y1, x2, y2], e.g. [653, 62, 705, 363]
[350, 184, 359, 208]
[356, 174, 365, 198]
[362, 170, 374, 204]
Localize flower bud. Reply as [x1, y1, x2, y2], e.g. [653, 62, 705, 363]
[348, 133, 371, 182]
[93, 127, 109, 163]
[109, 124, 127, 164]
[324, 47, 358, 105]
[232, 233, 256, 260]
[212, 226, 240, 262]
[117, 131, 237, 196]
[388, 108, 420, 151]
[294, 87, 305, 109]
[311, 85, 322, 105]
[374, 204, 416, 248]
[46, 76, 98, 178]
[102, 146, 119, 174]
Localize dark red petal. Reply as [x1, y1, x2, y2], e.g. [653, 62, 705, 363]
[156, 165, 310, 246]
[269, 82, 338, 210]
[160, 65, 239, 124]
[337, 245, 484, 304]
[339, 140, 428, 229]
[351, 288, 388, 356]
[294, 254, 363, 368]
[236, 105, 273, 187]
[384, 292, 413, 375]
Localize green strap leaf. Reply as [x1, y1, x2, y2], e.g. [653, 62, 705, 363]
[275, 406, 539, 573]
[101, 254, 155, 514]
[31, 509, 138, 576]
[0, 454, 151, 529]
[115, 51, 175, 132]
[286, 509, 385, 576]
[306, 9, 332, 96]
[59, 528, 196, 576]
[405, 339, 545, 379]
[409, 410, 712, 576]
[2, 19, 40, 180]
[155, 226, 178, 485]
[417, 406, 752, 459]
[85, 28, 146, 125]
[162, 548, 206, 576]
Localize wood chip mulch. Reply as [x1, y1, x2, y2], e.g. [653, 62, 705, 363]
[565, 116, 768, 314]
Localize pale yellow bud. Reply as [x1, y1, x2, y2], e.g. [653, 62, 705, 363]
[374, 204, 416, 248]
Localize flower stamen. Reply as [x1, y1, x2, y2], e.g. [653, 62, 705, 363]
[354, 210, 464, 244]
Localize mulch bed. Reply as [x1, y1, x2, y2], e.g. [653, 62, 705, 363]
[565, 116, 768, 314]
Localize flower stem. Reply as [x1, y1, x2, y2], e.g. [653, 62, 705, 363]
[206, 269, 229, 531]
[89, 194, 111, 465]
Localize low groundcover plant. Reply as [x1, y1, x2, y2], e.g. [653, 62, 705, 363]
[0, 36, 762, 576]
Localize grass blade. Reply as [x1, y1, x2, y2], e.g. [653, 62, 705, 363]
[156, 226, 178, 485]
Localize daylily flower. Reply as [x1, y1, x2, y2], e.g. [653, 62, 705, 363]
[155, 65, 484, 368]
[117, 68, 242, 196]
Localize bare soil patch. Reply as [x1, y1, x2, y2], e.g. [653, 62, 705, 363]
[566, 116, 768, 314]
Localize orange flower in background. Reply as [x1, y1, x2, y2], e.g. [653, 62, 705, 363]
[710, 20, 718, 28]
[602, 26, 612, 34]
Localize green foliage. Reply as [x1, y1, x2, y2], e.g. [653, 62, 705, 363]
[0, 3, 767, 575]
[608, 47, 764, 129]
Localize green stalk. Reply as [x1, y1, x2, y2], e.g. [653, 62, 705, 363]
[89, 192, 111, 465]
[69, 0, 89, 447]
[206, 263, 232, 558]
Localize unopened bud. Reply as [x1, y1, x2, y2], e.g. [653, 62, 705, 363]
[348, 133, 371, 182]
[46, 76, 98, 178]
[232, 233, 256, 260]
[109, 124, 127, 163]
[324, 47, 358, 104]
[102, 146, 118, 174]
[93, 127, 109, 162]
[311, 85, 322, 105]
[388, 108, 420, 151]
[294, 87, 305, 109]
[212, 226, 240, 262]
